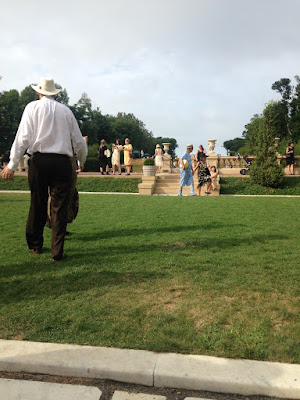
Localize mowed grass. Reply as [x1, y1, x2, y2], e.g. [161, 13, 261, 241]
[2, 175, 300, 195]
[0, 175, 141, 193]
[221, 176, 300, 195]
[0, 193, 299, 363]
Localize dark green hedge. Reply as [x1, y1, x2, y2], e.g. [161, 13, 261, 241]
[83, 157, 99, 172]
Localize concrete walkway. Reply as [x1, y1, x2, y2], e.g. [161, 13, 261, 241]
[0, 378, 102, 399]
[0, 340, 299, 399]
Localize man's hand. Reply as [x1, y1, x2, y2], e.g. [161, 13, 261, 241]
[1, 167, 14, 180]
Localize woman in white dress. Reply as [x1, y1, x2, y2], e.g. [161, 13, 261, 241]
[112, 139, 122, 175]
[154, 144, 164, 173]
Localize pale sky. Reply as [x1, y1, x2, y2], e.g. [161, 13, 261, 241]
[1, 0, 300, 155]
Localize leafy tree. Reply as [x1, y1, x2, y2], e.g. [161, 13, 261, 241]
[55, 84, 69, 105]
[250, 102, 284, 188]
[290, 75, 300, 140]
[70, 92, 92, 128]
[271, 78, 293, 136]
[223, 137, 246, 155]
[271, 76, 300, 140]
[0, 89, 22, 154]
[0, 82, 179, 162]
[19, 85, 38, 111]
[108, 112, 154, 153]
[81, 108, 110, 145]
[243, 114, 263, 154]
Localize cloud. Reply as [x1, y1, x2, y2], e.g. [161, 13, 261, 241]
[1, 0, 300, 155]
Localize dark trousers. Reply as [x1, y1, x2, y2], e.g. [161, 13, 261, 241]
[26, 152, 72, 259]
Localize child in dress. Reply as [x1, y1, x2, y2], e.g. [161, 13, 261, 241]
[210, 166, 218, 190]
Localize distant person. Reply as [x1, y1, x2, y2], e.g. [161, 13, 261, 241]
[196, 145, 206, 162]
[193, 153, 212, 196]
[210, 166, 219, 190]
[112, 139, 122, 175]
[286, 141, 294, 175]
[1, 77, 87, 261]
[178, 144, 195, 196]
[1, 150, 10, 168]
[98, 139, 109, 175]
[154, 144, 164, 173]
[123, 138, 133, 175]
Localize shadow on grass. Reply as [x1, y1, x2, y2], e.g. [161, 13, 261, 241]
[0, 218, 285, 304]
[0, 266, 167, 304]
[77, 222, 238, 241]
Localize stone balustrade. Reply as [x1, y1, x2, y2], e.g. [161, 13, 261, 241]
[1, 139, 299, 175]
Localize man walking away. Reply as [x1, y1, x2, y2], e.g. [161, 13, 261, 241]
[1, 77, 88, 261]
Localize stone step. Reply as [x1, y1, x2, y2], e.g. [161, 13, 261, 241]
[154, 174, 220, 196]
[155, 183, 181, 188]
[153, 188, 220, 196]
[156, 177, 181, 182]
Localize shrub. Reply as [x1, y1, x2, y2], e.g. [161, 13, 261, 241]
[250, 156, 284, 188]
[249, 102, 285, 188]
[83, 157, 99, 172]
[143, 158, 155, 165]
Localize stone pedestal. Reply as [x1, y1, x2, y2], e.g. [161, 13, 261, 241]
[162, 143, 172, 173]
[206, 156, 218, 169]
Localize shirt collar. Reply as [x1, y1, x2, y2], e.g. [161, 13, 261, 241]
[41, 96, 55, 101]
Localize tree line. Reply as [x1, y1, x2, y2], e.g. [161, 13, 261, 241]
[223, 75, 300, 155]
[0, 79, 178, 157]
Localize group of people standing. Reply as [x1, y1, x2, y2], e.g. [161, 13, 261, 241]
[178, 144, 218, 196]
[98, 138, 133, 175]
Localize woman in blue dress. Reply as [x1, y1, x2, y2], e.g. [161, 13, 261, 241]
[178, 144, 195, 196]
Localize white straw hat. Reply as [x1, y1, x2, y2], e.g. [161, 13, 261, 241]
[31, 77, 61, 96]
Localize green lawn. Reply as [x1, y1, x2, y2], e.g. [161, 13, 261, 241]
[2, 175, 300, 195]
[0, 193, 299, 363]
[0, 176, 142, 193]
[221, 176, 300, 195]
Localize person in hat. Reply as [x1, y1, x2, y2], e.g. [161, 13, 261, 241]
[178, 144, 195, 196]
[1, 77, 87, 261]
[193, 153, 212, 196]
[154, 144, 164, 173]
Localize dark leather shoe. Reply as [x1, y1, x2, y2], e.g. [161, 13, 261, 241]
[30, 248, 43, 255]
[52, 254, 65, 262]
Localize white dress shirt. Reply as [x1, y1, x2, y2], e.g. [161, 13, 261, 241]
[8, 96, 88, 171]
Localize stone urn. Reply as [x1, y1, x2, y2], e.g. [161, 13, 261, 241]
[162, 143, 171, 156]
[142, 159, 156, 176]
[208, 139, 217, 155]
